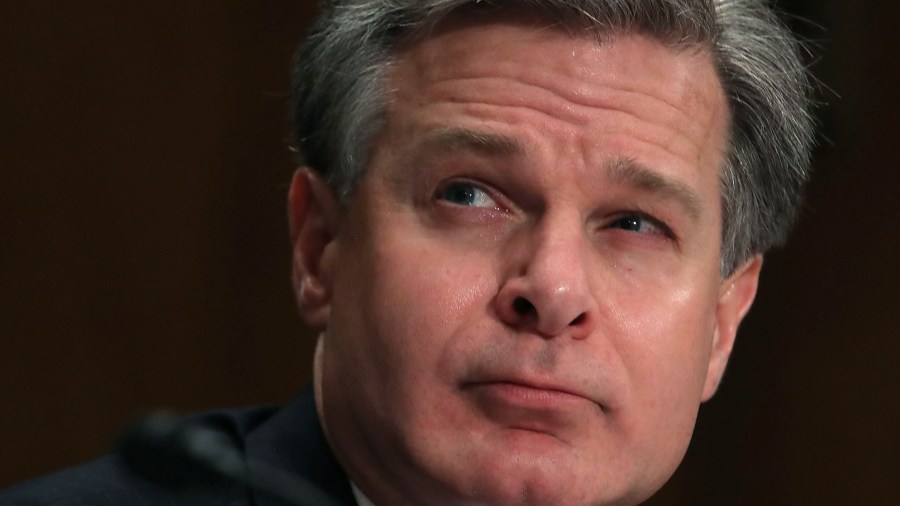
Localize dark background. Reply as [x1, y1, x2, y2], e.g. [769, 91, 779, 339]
[1, 2, 897, 504]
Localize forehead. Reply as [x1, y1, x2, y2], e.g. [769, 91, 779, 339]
[381, 10, 730, 195]
[392, 7, 725, 112]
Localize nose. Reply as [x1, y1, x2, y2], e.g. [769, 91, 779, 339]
[495, 218, 598, 340]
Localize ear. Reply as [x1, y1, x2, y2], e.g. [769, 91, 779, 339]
[701, 255, 763, 401]
[288, 168, 341, 329]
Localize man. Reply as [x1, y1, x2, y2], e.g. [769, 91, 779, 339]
[1, 0, 814, 505]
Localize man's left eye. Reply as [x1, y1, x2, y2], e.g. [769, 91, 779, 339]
[438, 181, 499, 208]
[609, 214, 667, 236]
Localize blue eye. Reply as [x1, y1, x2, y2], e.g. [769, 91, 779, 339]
[611, 215, 643, 232]
[439, 182, 498, 208]
[610, 214, 664, 235]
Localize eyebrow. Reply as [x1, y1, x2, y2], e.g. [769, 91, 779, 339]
[412, 128, 524, 160]
[604, 158, 703, 221]
[407, 128, 703, 220]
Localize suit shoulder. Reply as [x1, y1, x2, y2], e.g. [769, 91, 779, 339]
[0, 405, 279, 506]
[0, 453, 248, 506]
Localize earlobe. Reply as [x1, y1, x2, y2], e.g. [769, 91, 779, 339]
[701, 255, 763, 401]
[288, 168, 341, 329]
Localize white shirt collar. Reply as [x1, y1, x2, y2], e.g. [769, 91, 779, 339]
[351, 481, 377, 506]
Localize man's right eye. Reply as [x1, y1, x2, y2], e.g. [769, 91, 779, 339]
[437, 181, 499, 208]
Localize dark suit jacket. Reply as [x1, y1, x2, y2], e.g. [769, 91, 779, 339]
[0, 389, 357, 505]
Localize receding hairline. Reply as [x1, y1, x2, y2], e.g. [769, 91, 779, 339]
[401, 1, 717, 52]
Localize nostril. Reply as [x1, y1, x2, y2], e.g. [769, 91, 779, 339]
[512, 297, 535, 316]
[570, 313, 586, 326]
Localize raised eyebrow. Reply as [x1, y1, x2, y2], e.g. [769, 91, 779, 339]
[605, 158, 703, 221]
[412, 128, 524, 160]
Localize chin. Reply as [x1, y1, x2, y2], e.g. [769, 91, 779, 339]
[428, 443, 652, 506]
[445, 471, 646, 506]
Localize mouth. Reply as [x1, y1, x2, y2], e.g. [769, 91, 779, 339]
[461, 379, 602, 432]
[465, 380, 589, 404]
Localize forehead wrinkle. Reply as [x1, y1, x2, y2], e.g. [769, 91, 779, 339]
[408, 71, 715, 166]
[395, 30, 720, 161]
[417, 75, 705, 165]
[604, 158, 703, 221]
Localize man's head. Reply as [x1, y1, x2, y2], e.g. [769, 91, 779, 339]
[288, 1, 814, 504]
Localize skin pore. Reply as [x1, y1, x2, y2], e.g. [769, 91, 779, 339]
[289, 9, 762, 506]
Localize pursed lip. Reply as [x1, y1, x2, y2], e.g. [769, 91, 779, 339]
[461, 377, 604, 432]
[461, 377, 601, 408]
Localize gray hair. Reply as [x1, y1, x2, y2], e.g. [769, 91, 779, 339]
[291, 0, 815, 276]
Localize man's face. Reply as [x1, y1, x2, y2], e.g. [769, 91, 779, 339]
[292, 11, 760, 506]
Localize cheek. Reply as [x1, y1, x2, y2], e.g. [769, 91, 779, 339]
[371, 240, 490, 333]
[601, 253, 719, 371]
[591, 282, 717, 482]
[605, 275, 719, 442]
[600, 265, 718, 386]
[328, 229, 497, 400]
